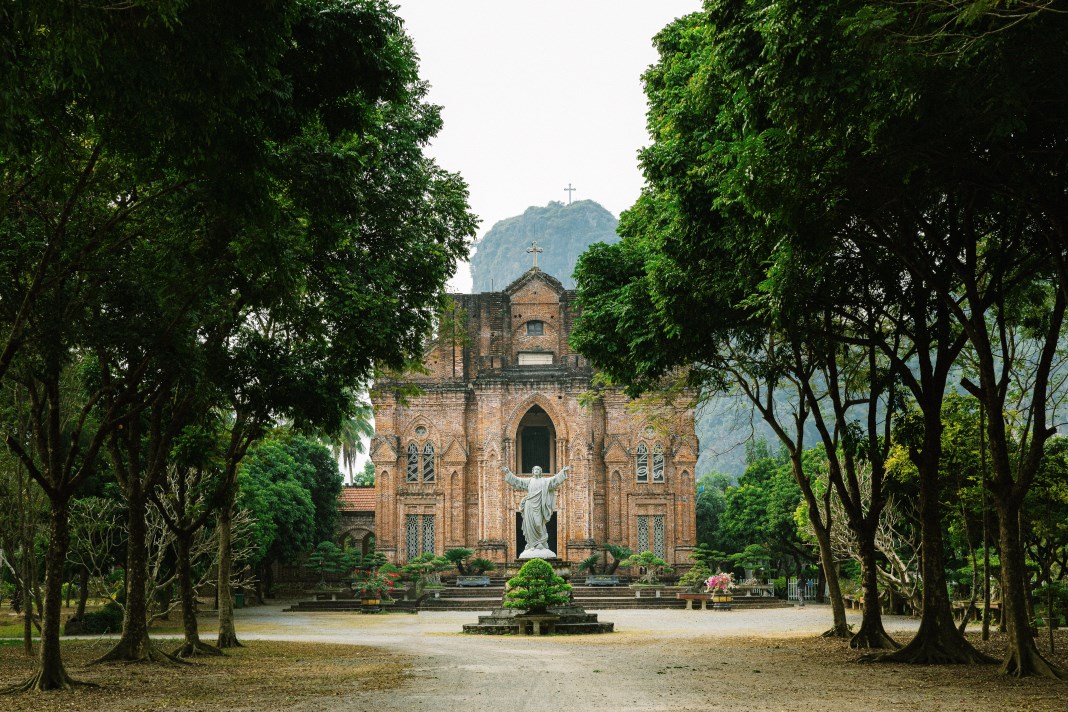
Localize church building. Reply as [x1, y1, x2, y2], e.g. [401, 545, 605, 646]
[369, 265, 698, 566]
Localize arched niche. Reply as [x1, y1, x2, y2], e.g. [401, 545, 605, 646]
[515, 404, 556, 475]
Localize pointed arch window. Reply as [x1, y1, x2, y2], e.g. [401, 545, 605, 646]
[422, 442, 435, 482]
[652, 444, 665, 482]
[636, 443, 649, 483]
[406, 443, 419, 483]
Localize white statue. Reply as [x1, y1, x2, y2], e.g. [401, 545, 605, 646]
[503, 464, 570, 559]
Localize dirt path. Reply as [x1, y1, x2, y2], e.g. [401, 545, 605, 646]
[4, 604, 1064, 710]
[217, 604, 1066, 712]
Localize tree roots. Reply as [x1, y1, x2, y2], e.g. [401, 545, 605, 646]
[849, 626, 901, 650]
[0, 668, 97, 694]
[859, 633, 997, 665]
[173, 641, 224, 659]
[216, 631, 243, 649]
[1000, 645, 1065, 679]
[821, 623, 854, 639]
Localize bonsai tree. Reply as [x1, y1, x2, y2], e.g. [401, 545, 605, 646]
[503, 559, 572, 613]
[443, 547, 475, 575]
[730, 544, 771, 580]
[691, 543, 731, 572]
[602, 544, 634, 574]
[618, 551, 673, 584]
[678, 561, 713, 592]
[468, 558, 496, 575]
[402, 552, 451, 590]
[578, 554, 600, 574]
[307, 542, 344, 585]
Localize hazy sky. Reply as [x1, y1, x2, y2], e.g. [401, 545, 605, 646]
[393, 1, 702, 292]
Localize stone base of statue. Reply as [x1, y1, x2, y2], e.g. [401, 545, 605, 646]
[518, 547, 557, 560]
[462, 605, 614, 635]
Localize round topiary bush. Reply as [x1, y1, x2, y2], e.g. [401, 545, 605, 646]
[503, 558, 572, 613]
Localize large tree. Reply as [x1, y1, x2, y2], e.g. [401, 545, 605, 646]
[571, 0, 1067, 670]
[1, 0, 475, 689]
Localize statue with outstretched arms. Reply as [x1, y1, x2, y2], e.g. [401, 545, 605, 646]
[503, 464, 570, 559]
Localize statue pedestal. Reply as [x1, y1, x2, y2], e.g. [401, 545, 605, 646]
[518, 548, 557, 560]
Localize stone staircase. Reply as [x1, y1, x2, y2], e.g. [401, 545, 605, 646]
[284, 578, 793, 613]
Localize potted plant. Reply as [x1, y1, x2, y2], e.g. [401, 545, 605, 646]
[354, 570, 400, 607]
[706, 572, 735, 605]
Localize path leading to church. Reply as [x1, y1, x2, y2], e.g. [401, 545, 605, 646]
[223, 605, 1067, 711]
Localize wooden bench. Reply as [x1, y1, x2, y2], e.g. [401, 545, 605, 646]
[456, 575, 491, 587]
[585, 575, 621, 586]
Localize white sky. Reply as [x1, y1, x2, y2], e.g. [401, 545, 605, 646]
[393, 0, 703, 293]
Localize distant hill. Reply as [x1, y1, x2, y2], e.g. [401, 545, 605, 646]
[469, 199, 782, 479]
[470, 200, 619, 292]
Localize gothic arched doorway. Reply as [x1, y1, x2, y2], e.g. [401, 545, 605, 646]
[514, 404, 558, 557]
[516, 404, 556, 475]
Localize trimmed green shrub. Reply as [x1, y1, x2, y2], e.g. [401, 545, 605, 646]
[77, 602, 123, 634]
[504, 558, 571, 613]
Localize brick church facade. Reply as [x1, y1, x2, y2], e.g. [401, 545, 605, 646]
[369, 268, 698, 566]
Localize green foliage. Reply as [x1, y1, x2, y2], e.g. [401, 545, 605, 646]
[470, 200, 618, 291]
[730, 544, 771, 574]
[307, 541, 345, 582]
[602, 543, 634, 575]
[401, 552, 451, 588]
[352, 461, 376, 487]
[238, 440, 317, 566]
[503, 558, 572, 612]
[695, 473, 730, 549]
[617, 551, 673, 585]
[467, 558, 496, 575]
[280, 435, 344, 545]
[75, 602, 123, 635]
[353, 570, 400, 600]
[690, 543, 730, 571]
[678, 561, 712, 592]
[443, 547, 475, 575]
[578, 554, 600, 573]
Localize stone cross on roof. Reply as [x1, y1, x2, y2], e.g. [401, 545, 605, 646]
[527, 240, 543, 270]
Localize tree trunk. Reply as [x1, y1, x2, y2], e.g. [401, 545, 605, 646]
[851, 532, 899, 649]
[93, 485, 178, 664]
[216, 499, 242, 649]
[812, 524, 851, 638]
[994, 497, 1063, 678]
[20, 558, 33, 657]
[74, 565, 90, 621]
[172, 532, 222, 658]
[3, 500, 91, 692]
[868, 444, 993, 665]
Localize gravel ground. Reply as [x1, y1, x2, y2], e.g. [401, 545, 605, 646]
[3, 603, 1066, 711]
[226, 603, 1065, 712]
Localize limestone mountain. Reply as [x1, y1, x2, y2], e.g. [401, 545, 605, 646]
[470, 200, 619, 292]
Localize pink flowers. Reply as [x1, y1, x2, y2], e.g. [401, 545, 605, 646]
[705, 572, 734, 594]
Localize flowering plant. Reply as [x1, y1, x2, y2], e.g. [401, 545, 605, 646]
[705, 572, 734, 594]
[353, 570, 400, 599]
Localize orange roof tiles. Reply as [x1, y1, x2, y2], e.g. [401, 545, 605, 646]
[339, 486, 375, 512]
